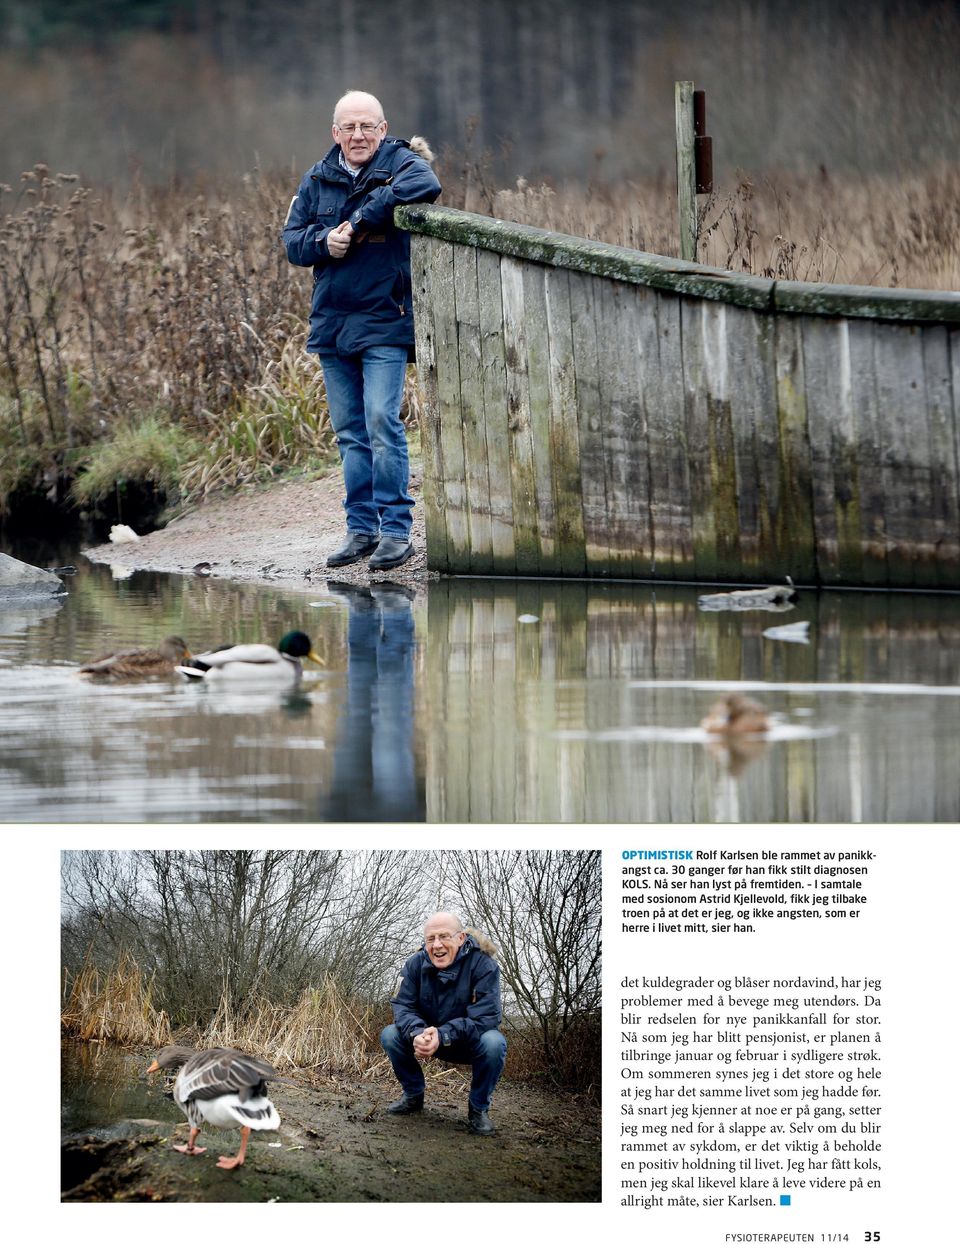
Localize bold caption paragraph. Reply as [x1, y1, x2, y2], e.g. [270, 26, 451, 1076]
[621, 849, 874, 934]
[619, 976, 883, 1208]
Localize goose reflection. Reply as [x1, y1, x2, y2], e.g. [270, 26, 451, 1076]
[322, 580, 424, 822]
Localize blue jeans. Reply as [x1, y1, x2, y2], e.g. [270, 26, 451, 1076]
[318, 347, 413, 539]
[381, 1023, 507, 1112]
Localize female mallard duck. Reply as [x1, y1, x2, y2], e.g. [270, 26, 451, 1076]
[178, 631, 323, 685]
[147, 1046, 282, 1170]
[78, 635, 191, 679]
[701, 692, 771, 736]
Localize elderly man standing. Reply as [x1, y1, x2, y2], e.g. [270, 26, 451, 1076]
[381, 912, 507, 1136]
[284, 91, 441, 571]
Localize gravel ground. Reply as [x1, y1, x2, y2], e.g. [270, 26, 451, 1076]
[82, 466, 435, 593]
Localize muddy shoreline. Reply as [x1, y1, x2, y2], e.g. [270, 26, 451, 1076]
[82, 467, 434, 592]
[62, 1046, 601, 1203]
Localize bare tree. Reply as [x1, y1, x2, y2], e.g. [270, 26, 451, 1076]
[61, 849, 437, 1024]
[444, 850, 602, 1086]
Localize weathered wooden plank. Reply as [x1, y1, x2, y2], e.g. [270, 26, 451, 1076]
[452, 242, 493, 573]
[773, 316, 817, 583]
[703, 301, 743, 579]
[651, 289, 695, 577]
[427, 237, 468, 571]
[682, 298, 723, 580]
[595, 279, 646, 577]
[521, 263, 561, 574]
[621, 284, 658, 576]
[951, 325, 960, 582]
[675, 80, 697, 263]
[801, 317, 843, 583]
[544, 268, 587, 576]
[568, 269, 611, 575]
[803, 317, 866, 584]
[845, 320, 888, 586]
[725, 305, 781, 579]
[409, 235, 446, 571]
[500, 256, 541, 574]
[749, 313, 782, 577]
[874, 322, 936, 586]
[921, 326, 960, 587]
[774, 277, 960, 324]
[723, 303, 759, 579]
[477, 248, 516, 572]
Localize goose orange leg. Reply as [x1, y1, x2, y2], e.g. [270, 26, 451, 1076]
[173, 1127, 206, 1155]
[216, 1126, 251, 1170]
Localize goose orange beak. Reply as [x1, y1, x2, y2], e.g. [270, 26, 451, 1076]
[146, 1059, 161, 1073]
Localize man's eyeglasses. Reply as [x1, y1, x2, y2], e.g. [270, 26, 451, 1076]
[336, 122, 382, 137]
[425, 933, 459, 945]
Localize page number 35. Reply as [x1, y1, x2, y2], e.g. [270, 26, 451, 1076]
[865, 1234, 880, 1242]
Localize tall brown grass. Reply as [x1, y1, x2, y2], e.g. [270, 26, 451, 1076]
[198, 975, 387, 1075]
[61, 951, 172, 1046]
[60, 954, 599, 1095]
[0, 165, 332, 518]
[484, 164, 960, 290]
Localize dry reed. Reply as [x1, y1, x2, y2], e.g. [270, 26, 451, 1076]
[485, 164, 960, 290]
[59, 953, 599, 1094]
[198, 975, 386, 1076]
[61, 951, 171, 1047]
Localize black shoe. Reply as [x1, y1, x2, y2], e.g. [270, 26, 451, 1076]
[387, 1094, 424, 1115]
[326, 531, 379, 568]
[369, 537, 414, 571]
[468, 1106, 496, 1136]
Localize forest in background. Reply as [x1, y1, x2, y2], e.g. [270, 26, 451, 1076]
[1, 0, 958, 186]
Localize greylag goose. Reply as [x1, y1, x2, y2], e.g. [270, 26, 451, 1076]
[147, 1045, 282, 1170]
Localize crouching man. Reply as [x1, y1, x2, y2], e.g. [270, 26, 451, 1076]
[381, 911, 506, 1136]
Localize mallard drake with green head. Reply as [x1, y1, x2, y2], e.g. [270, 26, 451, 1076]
[78, 635, 191, 679]
[178, 630, 323, 685]
[146, 1045, 282, 1170]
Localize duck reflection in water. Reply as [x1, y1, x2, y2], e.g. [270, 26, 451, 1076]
[323, 581, 424, 821]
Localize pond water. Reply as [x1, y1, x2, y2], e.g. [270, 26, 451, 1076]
[4, 538, 959, 822]
[61, 1039, 180, 1136]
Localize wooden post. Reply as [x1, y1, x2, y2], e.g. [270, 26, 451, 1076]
[675, 80, 697, 262]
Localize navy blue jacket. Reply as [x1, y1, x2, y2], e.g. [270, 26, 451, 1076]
[283, 137, 441, 356]
[391, 935, 502, 1048]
